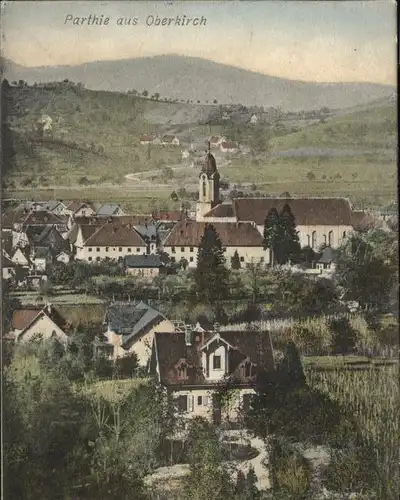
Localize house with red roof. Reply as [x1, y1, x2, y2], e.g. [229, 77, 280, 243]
[149, 326, 275, 423]
[6, 304, 68, 344]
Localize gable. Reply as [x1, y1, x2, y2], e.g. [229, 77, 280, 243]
[18, 314, 68, 343]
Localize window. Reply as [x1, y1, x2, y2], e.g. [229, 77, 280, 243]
[128, 248, 132, 252]
[172, 247, 176, 253]
[240, 256, 244, 262]
[171, 257, 176, 262]
[197, 396, 203, 406]
[223, 248, 226, 252]
[136, 248, 140, 252]
[88, 257, 92, 261]
[260, 257, 264, 262]
[190, 257, 194, 262]
[202, 179, 207, 198]
[213, 355, 221, 370]
[96, 247, 100, 252]
[119, 247, 122, 252]
[311, 231, 317, 249]
[181, 247, 185, 252]
[342, 231, 347, 239]
[244, 362, 252, 378]
[328, 231, 334, 247]
[176, 395, 188, 412]
[88, 248, 92, 252]
[96, 257, 100, 261]
[106, 247, 109, 252]
[190, 247, 194, 252]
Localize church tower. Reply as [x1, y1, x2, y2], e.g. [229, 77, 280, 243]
[196, 143, 220, 221]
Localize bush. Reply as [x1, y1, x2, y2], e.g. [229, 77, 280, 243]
[115, 353, 139, 378]
[269, 437, 312, 499]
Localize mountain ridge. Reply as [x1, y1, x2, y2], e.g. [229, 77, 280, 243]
[2, 54, 395, 112]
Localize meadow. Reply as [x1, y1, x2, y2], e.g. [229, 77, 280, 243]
[306, 364, 399, 499]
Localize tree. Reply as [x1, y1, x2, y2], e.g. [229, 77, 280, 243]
[335, 233, 396, 314]
[185, 418, 234, 500]
[329, 315, 357, 355]
[279, 204, 301, 264]
[142, 89, 148, 97]
[194, 224, 229, 305]
[154, 92, 160, 100]
[306, 171, 316, 180]
[263, 208, 280, 266]
[170, 190, 179, 201]
[231, 250, 241, 270]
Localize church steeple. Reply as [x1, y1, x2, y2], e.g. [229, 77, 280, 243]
[196, 143, 220, 221]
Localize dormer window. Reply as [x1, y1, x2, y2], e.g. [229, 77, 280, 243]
[176, 359, 188, 380]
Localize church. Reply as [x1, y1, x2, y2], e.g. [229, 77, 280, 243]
[163, 147, 357, 268]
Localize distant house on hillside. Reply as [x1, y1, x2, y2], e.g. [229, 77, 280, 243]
[6, 304, 68, 344]
[139, 134, 156, 145]
[250, 114, 259, 124]
[11, 247, 31, 269]
[220, 141, 239, 153]
[102, 301, 175, 365]
[123, 254, 165, 280]
[209, 135, 226, 148]
[162, 135, 180, 146]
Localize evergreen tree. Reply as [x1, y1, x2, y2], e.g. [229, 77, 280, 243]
[279, 203, 301, 264]
[194, 224, 229, 304]
[245, 466, 260, 499]
[329, 316, 357, 355]
[231, 250, 241, 270]
[263, 208, 280, 266]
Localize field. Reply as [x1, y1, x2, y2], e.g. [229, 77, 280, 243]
[3, 82, 397, 209]
[306, 364, 399, 498]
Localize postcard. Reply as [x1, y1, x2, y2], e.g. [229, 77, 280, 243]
[1, 1, 398, 499]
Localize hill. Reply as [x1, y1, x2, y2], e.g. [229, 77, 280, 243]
[2, 81, 397, 211]
[2, 55, 395, 111]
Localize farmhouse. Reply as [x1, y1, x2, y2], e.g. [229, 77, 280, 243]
[102, 301, 175, 365]
[209, 135, 226, 147]
[162, 135, 180, 146]
[149, 327, 275, 423]
[220, 141, 239, 153]
[74, 221, 147, 262]
[139, 134, 156, 145]
[64, 201, 96, 219]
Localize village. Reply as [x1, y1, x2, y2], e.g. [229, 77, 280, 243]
[1, 1, 398, 498]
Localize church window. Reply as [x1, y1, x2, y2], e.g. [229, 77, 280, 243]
[328, 231, 334, 247]
[202, 180, 207, 198]
[172, 247, 176, 253]
[311, 231, 317, 249]
[190, 247, 194, 252]
[181, 247, 185, 252]
[342, 231, 346, 239]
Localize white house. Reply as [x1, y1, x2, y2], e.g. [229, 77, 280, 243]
[220, 141, 239, 153]
[11, 247, 31, 268]
[162, 135, 180, 146]
[149, 327, 275, 424]
[64, 201, 96, 219]
[74, 221, 148, 262]
[7, 304, 68, 344]
[55, 251, 71, 264]
[163, 219, 268, 268]
[209, 135, 226, 148]
[102, 301, 176, 365]
[250, 114, 259, 124]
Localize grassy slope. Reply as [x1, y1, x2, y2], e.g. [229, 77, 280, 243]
[4, 84, 397, 209]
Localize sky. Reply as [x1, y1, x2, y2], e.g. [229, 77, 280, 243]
[1, 0, 397, 84]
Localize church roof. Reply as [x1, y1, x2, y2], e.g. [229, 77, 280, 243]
[203, 203, 235, 218]
[232, 197, 353, 226]
[200, 151, 217, 176]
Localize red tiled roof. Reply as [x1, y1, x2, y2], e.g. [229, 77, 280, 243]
[233, 197, 353, 226]
[82, 223, 147, 247]
[221, 141, 238, 149]
[153, 330, 275, 386]
[204, 203, 236, 218]
[65, 200, 93, 213]
[152, 211, 184, 222]
[22, 211, 67, 226]
[162, 135, 178, 142]
[163, 220, 263, 247]
[11, 309, 42, 330]
[139, 134, 155, 141]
